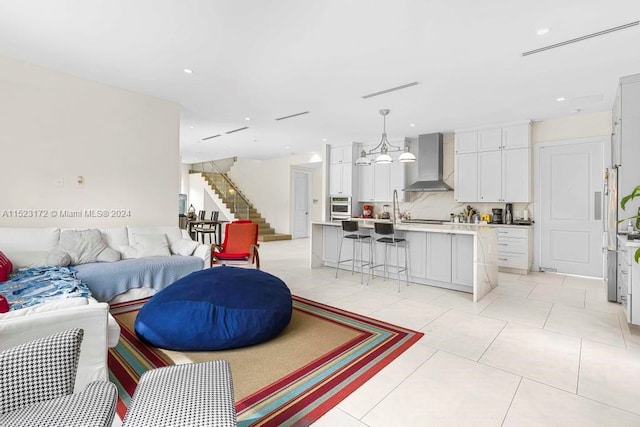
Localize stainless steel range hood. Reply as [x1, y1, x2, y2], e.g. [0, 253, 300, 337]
[403, 133, 453, 192]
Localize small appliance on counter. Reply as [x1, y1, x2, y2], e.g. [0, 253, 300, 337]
[505, 203, 513, 225]
[380, 205, 391, 220]
[362, 205, 373, 218]
[480, 213, 491, 223]
[491, 208, 503, 224]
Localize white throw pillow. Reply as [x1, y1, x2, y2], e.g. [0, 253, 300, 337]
[170, 238, 199, 256]
[56, 229, 121, 265]
[131, 233, 171, 258]
[119, 245, 139, 260]
[45, 248, 72, 267]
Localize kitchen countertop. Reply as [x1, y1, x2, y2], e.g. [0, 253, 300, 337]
[313, 220, 494, 235]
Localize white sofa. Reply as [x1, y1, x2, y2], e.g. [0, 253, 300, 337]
[0, 225, 210, 391]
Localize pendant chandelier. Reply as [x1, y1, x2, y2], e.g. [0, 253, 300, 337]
[355, 109, 416, 166]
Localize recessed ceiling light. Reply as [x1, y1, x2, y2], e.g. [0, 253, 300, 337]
[536, 27, 550, 35]
[285, 146, 291, 150]
[322, 138, 327, 142]
[183, 68, 193, 74]
[244, 117, 251, 121]
[556, 97, 566, 102]
[409, 123, 416, 127]
[189, 125, 195, 129]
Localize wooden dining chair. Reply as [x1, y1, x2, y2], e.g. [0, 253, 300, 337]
[195, 211, 220, 244]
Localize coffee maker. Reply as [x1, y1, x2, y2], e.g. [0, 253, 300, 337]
[491, 208, 503, 224]
[505, 203, 513, 225]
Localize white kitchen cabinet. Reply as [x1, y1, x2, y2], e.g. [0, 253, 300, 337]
[502, 124, 530, 149]
[426, 232, 474, 290]
[329, 162, 352, 196]
[330, 145, 353, 164]
[455, 131, 478, 154]
[478, 148, 530, 202]
[502, 148, 531, 202]
[406, 231, 427, 279]
[455, 122, 531, 203]
[390, 161, 405, 196]
[478, 150, 502, 202]
[477, 128, 502, 152]
[497, 227, 532, 273]
[426, 233, 452, 283]
[454, 152, 478, 202]
[357, 161, 392, 202]
[451, 234, 474, 287]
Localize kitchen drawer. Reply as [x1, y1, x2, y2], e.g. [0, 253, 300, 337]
[497, 237, 527, 254]
[497, 227, 527, 239]
[498, 252, 528, 269]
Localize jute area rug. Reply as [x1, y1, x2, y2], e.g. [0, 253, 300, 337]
[109, 295, 423, 426]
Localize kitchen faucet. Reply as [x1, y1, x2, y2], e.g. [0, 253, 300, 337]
[392, 189, 399, 225]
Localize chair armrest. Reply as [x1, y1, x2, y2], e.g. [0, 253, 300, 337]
[0, 329, 83, 415]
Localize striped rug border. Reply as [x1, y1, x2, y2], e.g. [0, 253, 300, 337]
[108, 295, 423, 426]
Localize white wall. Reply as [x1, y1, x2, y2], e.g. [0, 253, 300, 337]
[0, 55, 180, 228]
[532, 111, 612, 143]
[228, 154, 323, 234]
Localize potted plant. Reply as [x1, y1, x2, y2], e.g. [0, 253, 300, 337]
[620, 185, 640, 263]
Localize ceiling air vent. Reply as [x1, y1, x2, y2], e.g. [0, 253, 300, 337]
[202, 134, 221, 140]
[275, 111, 310, 121]
[362, 82, 420, 99]
[522, 21, 639, 56]
[225, 126, 249, 134]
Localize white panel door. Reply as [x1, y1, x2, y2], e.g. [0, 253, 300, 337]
[292, 170, 310, 239]
[502, 124, 530, 149]
[479, 150, 502, 202]
[478, 128, 502, 151]
[539, 140, 605, 277]
[455, 132, 478, 154]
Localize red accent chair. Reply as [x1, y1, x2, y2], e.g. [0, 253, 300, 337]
[211, 220, 260, 269]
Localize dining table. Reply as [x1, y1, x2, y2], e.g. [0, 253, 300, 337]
[188, 219, 227, 245]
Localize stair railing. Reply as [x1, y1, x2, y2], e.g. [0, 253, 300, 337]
[191, 161, 251, 219]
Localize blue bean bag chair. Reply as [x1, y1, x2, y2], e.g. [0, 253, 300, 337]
[134, 266, 293, 351]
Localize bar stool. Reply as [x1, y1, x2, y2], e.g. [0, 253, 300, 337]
[335, 220, 372, 284]
[371, 222, 409, 292]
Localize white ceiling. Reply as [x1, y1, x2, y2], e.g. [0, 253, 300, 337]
[1, 1, 639, 163]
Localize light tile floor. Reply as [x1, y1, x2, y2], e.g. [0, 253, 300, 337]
[257, 238, 640, 426]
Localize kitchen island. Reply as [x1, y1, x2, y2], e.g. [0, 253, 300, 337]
[311, 220, 499, 302]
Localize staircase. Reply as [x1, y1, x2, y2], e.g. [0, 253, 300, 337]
[198, 172, 291, 242]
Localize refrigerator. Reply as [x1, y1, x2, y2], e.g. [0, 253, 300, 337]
[605, 167, 619, 302]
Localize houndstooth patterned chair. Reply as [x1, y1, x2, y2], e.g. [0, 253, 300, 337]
[122, 360, 236, 427]
[0, 329, 117, 427]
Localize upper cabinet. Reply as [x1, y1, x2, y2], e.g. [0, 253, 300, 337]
[329, 145, 353, 164]
[454, 121, 531, 203]
[454, 131, 478, 154]
[329, 144, 356, 196]
[356, 144, 404, 202]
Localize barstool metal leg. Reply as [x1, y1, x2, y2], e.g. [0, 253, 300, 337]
[404, 242, 409, 287]
[335, 234, 344, 278]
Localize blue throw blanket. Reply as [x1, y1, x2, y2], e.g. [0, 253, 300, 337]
[0, 266, 91, 311]
[74, 256, 204, 301]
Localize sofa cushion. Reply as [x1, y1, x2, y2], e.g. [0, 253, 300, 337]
[55, 229, 121, 265]
[0, 227, 60, 253]
[127, 227, 183, 246]
[6, 251, 49, 269]
[170, 239, 199, 256]
[45, 249, 72, 267]
[0, 252, 12, 282]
